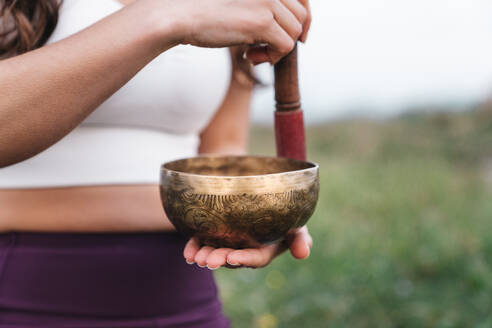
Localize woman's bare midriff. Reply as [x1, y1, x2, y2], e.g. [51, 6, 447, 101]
[0, 185, 175, 233]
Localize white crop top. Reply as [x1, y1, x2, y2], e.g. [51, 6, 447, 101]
[0, 0, 231, 188]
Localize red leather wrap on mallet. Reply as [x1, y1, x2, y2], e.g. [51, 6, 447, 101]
[274, 44, 306, 161]
[275, 110, 306, 161]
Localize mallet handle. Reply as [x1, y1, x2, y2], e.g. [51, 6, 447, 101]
[274, 44, 307, 161]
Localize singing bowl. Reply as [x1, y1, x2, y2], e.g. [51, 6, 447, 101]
[160, 156, 319, 248]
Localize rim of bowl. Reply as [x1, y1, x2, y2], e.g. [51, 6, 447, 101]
[160, 155, 319, 180]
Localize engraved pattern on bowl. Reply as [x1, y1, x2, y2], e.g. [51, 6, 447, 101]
[160, 156, 319, 248]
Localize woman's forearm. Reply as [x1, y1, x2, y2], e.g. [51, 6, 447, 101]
[0, 1, 180, 167]
[198, 56, 254, 156]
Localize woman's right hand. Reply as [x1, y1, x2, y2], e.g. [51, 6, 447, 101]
[154, 0, 311, 64]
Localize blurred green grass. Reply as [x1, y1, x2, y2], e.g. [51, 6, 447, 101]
[215, 105, 492, 328]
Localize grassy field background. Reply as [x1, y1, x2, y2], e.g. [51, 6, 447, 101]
[215, 104, 492, 328]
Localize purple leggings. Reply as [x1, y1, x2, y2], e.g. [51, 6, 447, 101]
[0, 232, 229, 328]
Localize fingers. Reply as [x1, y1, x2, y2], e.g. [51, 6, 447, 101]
[272, 0, 304, 41]
[297, 0, 312, 42]
[186, 244, 271, 269]
[185, 244, 283, 269]
[183, 241, 235, 270]
[183, 237, 200, 264]
[267, 0, 309, 62]
[245, 46, 271, 65]
[194, 246, 215, 268]
[263, 22, 296, 64]
[207, 248, 235, 270]
[246, 0, 308, 65]
[287, 226, 312, 259]
[226, 244, 279, 268]
[280, 0, 308, 27]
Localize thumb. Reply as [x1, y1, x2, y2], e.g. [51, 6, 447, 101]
[245, 46, 271, 65]
[288, 227, 312, 259]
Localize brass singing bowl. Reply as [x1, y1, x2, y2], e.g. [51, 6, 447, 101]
[160, 156, 319, 248]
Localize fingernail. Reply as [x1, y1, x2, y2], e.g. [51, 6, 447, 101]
[301, 33, 307, 43]
[207, 265, 219, 271]
[226, 259, 240, 266]
[185, 259, 195, 265]
[197, 263, 206, 268]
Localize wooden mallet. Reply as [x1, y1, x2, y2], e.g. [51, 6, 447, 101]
[273, 44, 306, 161]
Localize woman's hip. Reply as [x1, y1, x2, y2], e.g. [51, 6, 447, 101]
[0, 231, 227, 326]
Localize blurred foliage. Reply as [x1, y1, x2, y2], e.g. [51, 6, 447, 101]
[215, 104, 492, 328]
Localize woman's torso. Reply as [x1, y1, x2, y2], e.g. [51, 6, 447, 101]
[0, 0, 231, 232]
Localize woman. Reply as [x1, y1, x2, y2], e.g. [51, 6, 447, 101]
[0, 0, 313, 327]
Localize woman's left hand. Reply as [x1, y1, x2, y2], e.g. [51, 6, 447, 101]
[245, 0, 312, 64]
[183, 226, 313, 269]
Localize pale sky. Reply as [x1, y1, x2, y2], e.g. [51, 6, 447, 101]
[252, 0, 492, 123]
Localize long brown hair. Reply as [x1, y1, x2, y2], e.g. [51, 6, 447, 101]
[0, 0, 61, 59]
